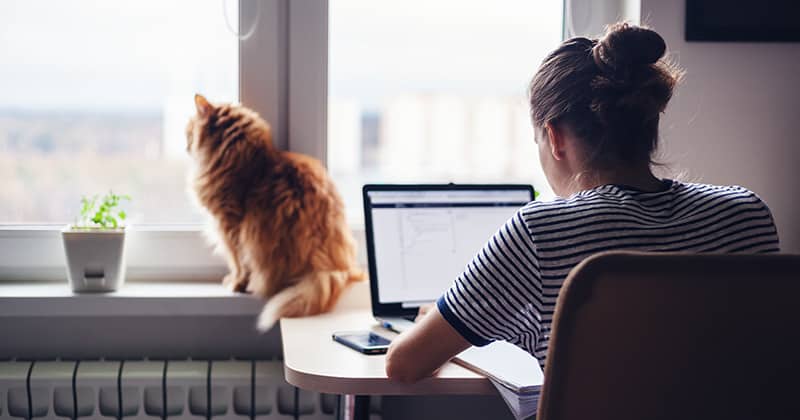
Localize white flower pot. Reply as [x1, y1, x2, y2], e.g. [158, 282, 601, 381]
[61, 226, 127, 293]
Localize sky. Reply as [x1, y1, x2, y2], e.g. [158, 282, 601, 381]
[330, 0, 563, 108]
[0, 0, 563, 112]
[0, 0, 239, 112]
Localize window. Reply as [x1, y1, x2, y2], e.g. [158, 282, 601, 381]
[0, 0, 568, 280]
[328, 0, 563, 223]
[0, 0, 239, 224]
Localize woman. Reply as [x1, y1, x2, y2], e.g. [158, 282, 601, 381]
[385, 22, 780, 382]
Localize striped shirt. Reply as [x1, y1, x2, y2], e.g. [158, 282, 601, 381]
[437, 180, 780, 368]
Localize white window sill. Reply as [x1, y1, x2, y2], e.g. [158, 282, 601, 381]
[0, 281, 263, 317]
[0, 279, 371, 318]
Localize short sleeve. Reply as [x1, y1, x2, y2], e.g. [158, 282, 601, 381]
[749, 189, 781, 252]
[437, 208, 544, 350]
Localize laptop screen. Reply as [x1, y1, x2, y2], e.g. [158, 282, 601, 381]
[364, 186, 533, 310]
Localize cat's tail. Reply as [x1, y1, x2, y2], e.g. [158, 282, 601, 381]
[256, 269, 362, 332]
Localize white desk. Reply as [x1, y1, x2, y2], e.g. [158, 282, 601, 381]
[280, 283, 496, 419]
[281, 309, 495, 396]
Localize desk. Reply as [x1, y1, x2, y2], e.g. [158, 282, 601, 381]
[281, 307, 496, 419]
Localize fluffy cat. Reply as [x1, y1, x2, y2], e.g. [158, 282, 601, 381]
[186, 94, 364, 331]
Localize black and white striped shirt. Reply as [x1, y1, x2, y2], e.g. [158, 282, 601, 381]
[437, 180, 780, 367]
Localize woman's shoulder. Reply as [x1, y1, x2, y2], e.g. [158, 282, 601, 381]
[673, 181, 768, 204]
[519, 183, 640, 214]
[516, 189, 613, 226]
[519, 180, 771, 219]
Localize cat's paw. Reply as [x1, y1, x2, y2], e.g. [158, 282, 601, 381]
[223, 273, 250, 294]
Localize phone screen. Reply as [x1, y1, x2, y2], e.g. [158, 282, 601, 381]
[333, 331, 391, 354]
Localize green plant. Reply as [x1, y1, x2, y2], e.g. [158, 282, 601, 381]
[75, 191, 131, 229]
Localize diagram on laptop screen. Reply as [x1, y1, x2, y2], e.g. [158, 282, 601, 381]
[369, 190, 528, 304]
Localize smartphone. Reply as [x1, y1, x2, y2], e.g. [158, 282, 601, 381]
[332, 331, 391, 355]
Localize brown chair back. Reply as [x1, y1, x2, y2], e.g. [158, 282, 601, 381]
[537, 251, 800, 420]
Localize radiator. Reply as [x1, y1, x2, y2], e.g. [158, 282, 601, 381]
[0, 360, 381, 420]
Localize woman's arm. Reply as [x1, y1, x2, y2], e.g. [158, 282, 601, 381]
[385, 305, 471, 383]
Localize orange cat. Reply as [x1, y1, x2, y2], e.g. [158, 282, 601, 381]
[186, 94, 364, 331]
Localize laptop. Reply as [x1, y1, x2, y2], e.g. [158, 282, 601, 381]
[362, 184, 535, 333]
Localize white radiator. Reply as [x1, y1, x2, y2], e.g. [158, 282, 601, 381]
[0, 360, 380, 420]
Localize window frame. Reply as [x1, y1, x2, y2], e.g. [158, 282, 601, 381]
[0, 0, 329, 282]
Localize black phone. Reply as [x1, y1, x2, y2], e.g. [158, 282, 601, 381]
[332, 331, 391, 355]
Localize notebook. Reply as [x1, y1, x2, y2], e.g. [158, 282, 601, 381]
[455, 341, 543, 420]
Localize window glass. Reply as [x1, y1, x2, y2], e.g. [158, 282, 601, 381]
[0, 1, 239, 224]
[329, 0, 562, 224]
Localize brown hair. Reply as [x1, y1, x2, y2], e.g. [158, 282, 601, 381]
[529, 22, 682, 168]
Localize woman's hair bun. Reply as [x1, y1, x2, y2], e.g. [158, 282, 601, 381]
[529, 21, 682, 167]
[593, 22, 666, 75]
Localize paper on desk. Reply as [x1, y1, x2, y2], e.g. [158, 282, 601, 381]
[455, 341, 543, 392]
[491, 378, 539, 420]
[454, 341, 543, 420]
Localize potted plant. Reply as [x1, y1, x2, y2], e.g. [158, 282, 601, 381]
[62, 191, 131, 293]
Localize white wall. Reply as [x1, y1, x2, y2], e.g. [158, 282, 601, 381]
[642, 0, 800, 252]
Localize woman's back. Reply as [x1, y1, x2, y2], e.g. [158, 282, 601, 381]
[438, 180, 779, 367]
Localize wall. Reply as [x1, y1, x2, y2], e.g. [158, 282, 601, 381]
[642, 0, 800, 252]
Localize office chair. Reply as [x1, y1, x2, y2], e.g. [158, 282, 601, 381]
[537, 251, 800, 420]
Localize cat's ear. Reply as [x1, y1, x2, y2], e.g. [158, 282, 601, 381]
[194, 94, 213, 117]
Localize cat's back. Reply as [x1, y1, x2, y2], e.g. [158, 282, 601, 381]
[252, 150, 342, 213]
[274, 151, 333, 191]
[280, 151, 329, 182]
